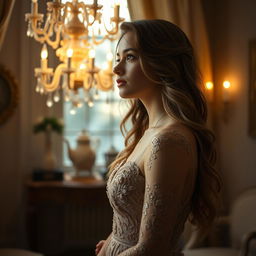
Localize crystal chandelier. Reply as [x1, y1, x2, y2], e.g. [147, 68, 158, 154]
[25, 0, 124, 109]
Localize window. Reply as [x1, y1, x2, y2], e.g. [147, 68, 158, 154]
[63, 0, 130, 173]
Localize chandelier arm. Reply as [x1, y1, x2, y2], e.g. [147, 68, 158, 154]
[103, 21, 119, 36]
[30, 18, 52, 39]
[62, 4, 69, 21]
[32, 18, 62, 49]
[61, 2, 74, 24]
[91, 34, 107, 45]
[81, 4, 90, 27]
[64, 2, 74, 13]
[77, 2, 87, 12]
[29, 15, 50, 37]
[30, 12, 57, 38]
[95, 72, 113, 91]
[41, 63, 66, 92]
[87, 4, 103, 26]
[91, 32, 119, 45]
[47, 24, 62, 49]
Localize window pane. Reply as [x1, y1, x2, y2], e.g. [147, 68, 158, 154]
[63, 0, 130, 171]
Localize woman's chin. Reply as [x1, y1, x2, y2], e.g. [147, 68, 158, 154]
[118, 89, 132, 99]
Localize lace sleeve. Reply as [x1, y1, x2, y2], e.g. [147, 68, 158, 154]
[118, 130, 197, 255]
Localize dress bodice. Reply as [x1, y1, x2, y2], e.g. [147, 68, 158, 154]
[106, 161, 145, 255]
[105, 159, 189, 256]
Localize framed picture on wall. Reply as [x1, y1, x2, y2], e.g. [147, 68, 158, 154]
[0, 65, 18, 125]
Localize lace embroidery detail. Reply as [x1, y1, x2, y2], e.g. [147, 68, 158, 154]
[147, 130, 191, 170]
[148, 137, 161, 170]
[105, 161, 191, 256]
[106, 161, 145, 251]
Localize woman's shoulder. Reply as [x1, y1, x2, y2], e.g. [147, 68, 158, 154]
[144, 122, 198, 177]
[153, 122, 196, 150]
[143, 122, 198, 164]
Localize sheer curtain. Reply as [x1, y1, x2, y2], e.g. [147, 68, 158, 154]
[127, 0, 213, 84]
[0, 0, 15, 51]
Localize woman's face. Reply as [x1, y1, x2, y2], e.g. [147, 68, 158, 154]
[113, 31, 157, 99]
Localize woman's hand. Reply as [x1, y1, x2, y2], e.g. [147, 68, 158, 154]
[95, 240, 106, 255]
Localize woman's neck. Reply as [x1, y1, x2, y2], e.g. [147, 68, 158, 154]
[139, 92, 175, 129]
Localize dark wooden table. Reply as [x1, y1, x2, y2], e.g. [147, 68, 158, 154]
[26, 177, 112, 255]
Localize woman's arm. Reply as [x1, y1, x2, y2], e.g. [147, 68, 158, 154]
[97, 233, 112, 256]
[118, 130, 197, 255]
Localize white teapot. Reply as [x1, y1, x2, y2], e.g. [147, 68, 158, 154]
[64, 130, 96, 176]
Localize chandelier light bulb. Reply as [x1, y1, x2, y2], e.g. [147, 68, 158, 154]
[67, 48, 73, 58]
[41, 44, 48, 59]
[89, 49, 96, 58]
[79, 63, 86, 70]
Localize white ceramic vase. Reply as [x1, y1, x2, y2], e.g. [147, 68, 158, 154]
[43, 128, 56, 170]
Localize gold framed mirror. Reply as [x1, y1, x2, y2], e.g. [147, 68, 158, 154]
[0, 65, 18, 125]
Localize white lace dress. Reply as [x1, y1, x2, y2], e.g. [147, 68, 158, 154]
[106, 161, 145, 255]
[105, 132, 196, 256]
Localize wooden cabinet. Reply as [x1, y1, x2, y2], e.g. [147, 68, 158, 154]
[26, 177, 112, 256]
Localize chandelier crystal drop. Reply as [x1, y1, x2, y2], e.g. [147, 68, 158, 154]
[25, 0, 124, 109]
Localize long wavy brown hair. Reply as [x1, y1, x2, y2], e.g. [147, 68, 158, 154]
[109, 20, 222, 233]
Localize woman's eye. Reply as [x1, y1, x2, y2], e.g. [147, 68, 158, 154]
[126, 54, 135, 61]
[115, 54, 136, 63]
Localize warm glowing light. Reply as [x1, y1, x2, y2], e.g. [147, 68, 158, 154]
[79, 63, 86, 70]
[25, 0, 127, 110]
[70, 108, 76, 115]
[46, 99, 53, 107]
[67, 48, 73, 58]
[222, 80, 231, 102]
[41, 44, 48, 59]
[114, 0, 121, 6]
[223, 80, 231, 89]
[88, 100, 94, 107]
[107, 52, 113, 61]
[205, 81, 214, 90]
[89, 49, 95, 58]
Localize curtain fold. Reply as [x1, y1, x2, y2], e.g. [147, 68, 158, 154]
[0, 0, 15, 51]
[127, 0, 213, 84]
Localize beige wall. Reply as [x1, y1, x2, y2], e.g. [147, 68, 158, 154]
[0, 0, 256, 248]
[202, 0, 256, 210]
[0, 0, 62, 247]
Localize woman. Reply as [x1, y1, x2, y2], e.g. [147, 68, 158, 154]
[95, 19, 221, 256]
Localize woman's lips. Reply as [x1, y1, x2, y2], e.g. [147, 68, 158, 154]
[116, 79, 127, 87]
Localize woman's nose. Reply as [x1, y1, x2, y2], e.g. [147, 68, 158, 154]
[113, 62, 124, 75]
